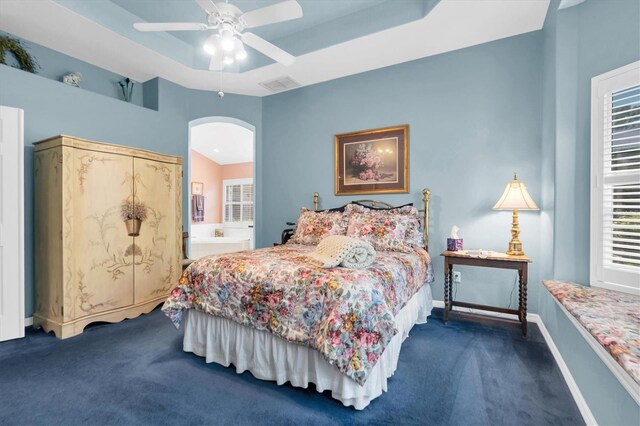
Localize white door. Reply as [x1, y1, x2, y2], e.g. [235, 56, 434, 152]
[0, 106, 25, 341]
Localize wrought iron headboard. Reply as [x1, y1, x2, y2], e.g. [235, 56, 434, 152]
[312, 188, 432, 251]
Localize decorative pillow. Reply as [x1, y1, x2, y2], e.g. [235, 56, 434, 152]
[345, 203, 423, 248]
[290, 208, 349, 245]
[346, 211, 411, 252]
[396, 206, 423, 248]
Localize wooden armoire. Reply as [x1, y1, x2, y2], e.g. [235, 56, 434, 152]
[33, 135, 182, 339]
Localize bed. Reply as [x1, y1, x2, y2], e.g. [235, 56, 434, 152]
[163, 189, 434, 409]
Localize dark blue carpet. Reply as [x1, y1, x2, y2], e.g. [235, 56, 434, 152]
[0, 308, 583, 425]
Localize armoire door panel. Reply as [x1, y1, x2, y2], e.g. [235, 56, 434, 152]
[70, 149, 134, 318]
[133, 158, 180, 302]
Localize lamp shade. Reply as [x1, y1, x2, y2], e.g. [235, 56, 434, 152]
[493, 174, 539, 210]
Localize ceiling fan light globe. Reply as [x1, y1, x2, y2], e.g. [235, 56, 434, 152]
[214, 35, 224, 51]
[234, 39, 247, 60]
[203, 34, 219, 55]
[235, 48, 247, 61]
[223, 55, 234, 65]
[219, 28, 235, 52]
[221, 38, 235, 52]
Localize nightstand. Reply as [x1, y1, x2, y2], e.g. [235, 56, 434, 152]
[440, 250, 532, 336]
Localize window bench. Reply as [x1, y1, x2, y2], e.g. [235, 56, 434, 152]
[543, 280, 640, 404]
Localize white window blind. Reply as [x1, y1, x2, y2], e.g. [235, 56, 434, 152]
[223, 179, 254, 223]
[591, 61, 640, 295]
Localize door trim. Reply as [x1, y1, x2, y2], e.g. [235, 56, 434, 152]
[187, 116, 256, 255]
[0, 106, 25, 341]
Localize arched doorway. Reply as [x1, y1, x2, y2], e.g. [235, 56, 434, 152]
[187, 117, 256, 258]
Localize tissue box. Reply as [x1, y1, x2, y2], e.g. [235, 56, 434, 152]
[447, 238, 463, 251]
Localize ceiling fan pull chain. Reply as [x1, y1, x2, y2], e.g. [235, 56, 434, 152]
[217, 71, 224, 100]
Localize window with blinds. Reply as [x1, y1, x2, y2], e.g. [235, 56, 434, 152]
[223, 178, 254, 223]
[591, 62, 640, 295]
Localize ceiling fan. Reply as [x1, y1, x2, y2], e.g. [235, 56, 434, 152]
[133, 0, 303, 71]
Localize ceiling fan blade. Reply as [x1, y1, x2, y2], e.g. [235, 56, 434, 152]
[196, 0, 220, 15]
[209, 56, 224, 71]
[241, 32, 295, 66]
[240, 0, 303, 28]
[134, 22, 207, 32]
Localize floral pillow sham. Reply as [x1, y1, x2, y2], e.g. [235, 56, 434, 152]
[290, 208, 349, 245]
[346, 203, 423, 248]
[346, 211, 412, 252]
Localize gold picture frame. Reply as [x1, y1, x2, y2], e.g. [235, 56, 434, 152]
[335, 124, 409, 195]
[191, 182, 204, 195]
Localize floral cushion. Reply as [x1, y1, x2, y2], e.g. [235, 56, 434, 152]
[544, 280, 640, 385]
[346, 203, 423, 248]
[290, 208, 349, 245]
[346, 210, 411, 252]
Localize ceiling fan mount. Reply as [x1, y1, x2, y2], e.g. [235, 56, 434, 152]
[202, 2, 246, 32]
[133, 0, 303, 70]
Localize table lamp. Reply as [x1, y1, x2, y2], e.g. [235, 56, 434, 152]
[493, 173, 539, 256]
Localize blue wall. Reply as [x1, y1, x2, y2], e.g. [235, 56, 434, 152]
[2, 2, 639, 422]
[9, 0, 635, 321]
[550, 0, 640, 283]
[0, 64, 262, 318]
[263, 32, 545, 313]
[537, 1, 640, 424]
[1, 32, 145, 107]
[539, 0, 558, 284]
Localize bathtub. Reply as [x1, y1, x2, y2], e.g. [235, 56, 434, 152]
[190, 236, 251, 259]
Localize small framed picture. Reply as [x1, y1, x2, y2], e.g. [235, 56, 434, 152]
[191, 182, 204, 195]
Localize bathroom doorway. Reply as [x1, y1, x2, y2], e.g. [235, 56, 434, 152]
[188, 117, 255, 259]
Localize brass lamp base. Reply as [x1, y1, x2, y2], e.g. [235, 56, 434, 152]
[507, 240, 524, 256]
[506, 208, 526, 256]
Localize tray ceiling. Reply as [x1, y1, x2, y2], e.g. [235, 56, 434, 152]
[0, 0, 550, 96]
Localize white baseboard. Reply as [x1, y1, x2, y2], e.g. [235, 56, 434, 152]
[432, 300, 597, 425]
[25, 317, 33, 327]
[532, 314, 597, 425]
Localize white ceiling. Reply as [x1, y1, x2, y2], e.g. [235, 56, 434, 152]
[191, 122, 253, 164]
[0, 0, 550, 97]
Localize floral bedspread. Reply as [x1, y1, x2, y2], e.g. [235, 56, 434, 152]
[163, 244, 433, 385]
[544, 280, 640, 384]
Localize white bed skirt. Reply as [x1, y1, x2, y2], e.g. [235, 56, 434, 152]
[183, 283, 433, 409]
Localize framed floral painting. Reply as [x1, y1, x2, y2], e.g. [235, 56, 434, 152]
[334, 124, 409, 195]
